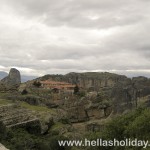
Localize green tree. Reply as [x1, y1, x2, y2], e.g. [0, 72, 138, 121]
[21, 89, 28, 95]
[74, 85, 79, 94]
[33, 81, 41, 88]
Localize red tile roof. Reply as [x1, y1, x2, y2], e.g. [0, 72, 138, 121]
[40, 80, 76, 89]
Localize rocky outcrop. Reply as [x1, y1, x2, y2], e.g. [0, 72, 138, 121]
[0, 68, 21, 90]
[64, 97, 89, 123]
[132, 76, 150, 98]
[0, 143, 9, 150]
[86, 105, 112, 120]
[38, 72, 129, 90]
[86, 122, 105, 132]
[65, 72, 131, 90]
[0, 104, 41, 134]
[63, 94, 112, 123]
[29, 72, 150, 117]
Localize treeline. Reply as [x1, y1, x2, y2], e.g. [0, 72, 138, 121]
[0, 128, 71, 150]
[87, 107, 150, 150]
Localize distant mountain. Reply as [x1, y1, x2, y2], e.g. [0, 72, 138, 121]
[21, 75, 38, 82]
[0, 71, 8, 80]
[0, 71, 37, 82]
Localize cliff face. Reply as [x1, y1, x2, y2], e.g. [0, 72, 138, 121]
[65, 72, 130, 89]
[39, 72, 130, 89]
[38, 72, 150, 115]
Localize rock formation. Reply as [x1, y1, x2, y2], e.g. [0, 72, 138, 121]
[0, 104, 41, 134]
[37, 72, 150, 115]
[0, 68, 21, 90]
[0, 143, 9, 150]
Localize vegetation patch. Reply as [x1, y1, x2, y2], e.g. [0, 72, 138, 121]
[0, 99, 13, 106]
[20, 102, 55, 113]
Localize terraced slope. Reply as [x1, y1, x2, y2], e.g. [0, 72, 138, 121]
[0, 104, 40, 129]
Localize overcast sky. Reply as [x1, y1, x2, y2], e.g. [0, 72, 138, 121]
[0, 0, 150, 77]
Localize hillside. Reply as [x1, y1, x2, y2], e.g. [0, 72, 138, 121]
[0, 69, 150, 150]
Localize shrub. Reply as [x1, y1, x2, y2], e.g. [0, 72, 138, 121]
[33, 81, 41, 88]
[74, 85, 79, 94]
[21, 89, 28, 95]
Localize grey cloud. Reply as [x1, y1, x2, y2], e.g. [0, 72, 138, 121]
[0, 0, 150, 77]
[2, 0, 149, 29]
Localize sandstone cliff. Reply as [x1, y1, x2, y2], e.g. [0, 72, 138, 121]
[0, 68, 21, 91]
[37, 72, 150, 115]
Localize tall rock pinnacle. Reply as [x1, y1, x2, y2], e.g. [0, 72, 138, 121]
[0, 68, 21, 90]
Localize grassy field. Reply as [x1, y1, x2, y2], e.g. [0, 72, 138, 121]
[20, 101, 54, 112]
[0, 99, 13, 106]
